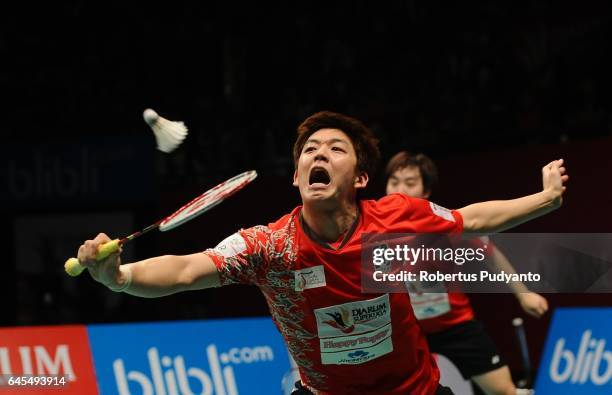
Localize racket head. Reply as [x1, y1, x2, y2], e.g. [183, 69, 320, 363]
[159, 170, 257, 232]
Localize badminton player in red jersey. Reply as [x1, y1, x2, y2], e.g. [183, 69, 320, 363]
[385, 151, 549, 395]
[78, 111, 568, 395]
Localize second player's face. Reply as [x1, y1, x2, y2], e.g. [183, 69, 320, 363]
[293, 128, 366, 204]
[386, 166, 429, 199]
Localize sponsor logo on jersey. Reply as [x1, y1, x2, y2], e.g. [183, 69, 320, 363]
[213, 233, 247, 258]
[320, 334, 394, 365]
[323, 307, 355, 334]
[294, 265, 326, 291]
[316, 298, 389, 337]
[342, 350, 372, 364]
[408, 291, 451, 320]
[320, 324, 391, 352]
[315, 295, 393, 365]
[429, 202, 455, 222]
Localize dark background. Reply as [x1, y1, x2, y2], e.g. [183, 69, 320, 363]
[3, 0, 612, 387]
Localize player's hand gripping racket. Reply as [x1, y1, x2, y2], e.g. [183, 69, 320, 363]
[64, 170, 257, 276]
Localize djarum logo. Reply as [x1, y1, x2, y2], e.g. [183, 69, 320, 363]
[113, 344, 274, 395]
[549, 330, 612, 385]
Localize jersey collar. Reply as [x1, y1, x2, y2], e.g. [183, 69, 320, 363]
[299, 206, 361, 251]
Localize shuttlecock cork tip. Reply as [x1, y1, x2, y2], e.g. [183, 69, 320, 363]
[143, 108, 159, 126]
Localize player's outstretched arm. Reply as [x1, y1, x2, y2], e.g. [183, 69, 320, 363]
[77, 233, 220, 298]
[487, 246, 549, 318]
[458, 159, 568, 233]
[486, 244, 529, 294]
[516, 291, 549, 318]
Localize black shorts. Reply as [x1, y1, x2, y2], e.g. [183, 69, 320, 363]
[426, 319, 506, 379]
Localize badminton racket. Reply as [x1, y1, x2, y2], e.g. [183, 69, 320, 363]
[64, 170, 257, 276]
[513, 317, 533, 388]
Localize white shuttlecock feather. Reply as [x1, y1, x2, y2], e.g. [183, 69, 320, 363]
[143, 108, 188, 153]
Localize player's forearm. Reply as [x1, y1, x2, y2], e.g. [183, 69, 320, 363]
[458, 190, 560, 233]
[117, 255, 215, 298]
[487, 247, 529, 294]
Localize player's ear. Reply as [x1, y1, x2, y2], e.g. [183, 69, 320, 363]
[355, 171, 369, 190]
[293, 170, 299, 187]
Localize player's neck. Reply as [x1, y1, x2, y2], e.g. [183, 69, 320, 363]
[301, 200, 359, 243]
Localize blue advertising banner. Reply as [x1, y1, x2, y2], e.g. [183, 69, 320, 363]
[2, 136, 155, 208]
[535, 307, 612, 394]
[87, 318, 292, 395]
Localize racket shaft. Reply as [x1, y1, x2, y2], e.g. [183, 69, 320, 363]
[123, 222, 161, 243]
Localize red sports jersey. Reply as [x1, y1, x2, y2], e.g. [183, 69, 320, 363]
[412, 291, 474, 334]
[411, 239, 495, 334]
[204, 194, 463, 394]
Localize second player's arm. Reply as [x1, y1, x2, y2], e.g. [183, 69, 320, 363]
[486, 246, 528, 294]
[486, 247, 549, 317]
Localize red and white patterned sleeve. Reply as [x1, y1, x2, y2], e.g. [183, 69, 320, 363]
[202, 225, 272, 286]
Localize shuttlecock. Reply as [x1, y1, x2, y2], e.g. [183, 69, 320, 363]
[143, 108, 188, 153]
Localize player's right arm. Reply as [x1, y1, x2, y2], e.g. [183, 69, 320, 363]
[78, 233, 220, 298]
[485, 244, 548, 318]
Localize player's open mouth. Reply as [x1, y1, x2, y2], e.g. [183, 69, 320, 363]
[309, 167, 331, 187]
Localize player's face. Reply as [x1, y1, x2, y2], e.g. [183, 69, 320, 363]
[293, 128, 368, 204]
[386, 166, 430, 199]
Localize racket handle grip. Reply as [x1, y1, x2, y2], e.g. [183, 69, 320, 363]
[64, 239, 121, 277]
